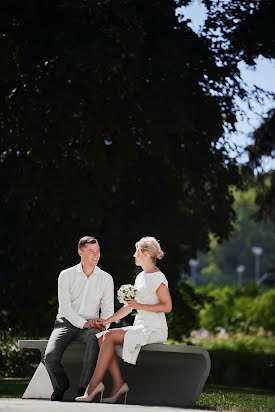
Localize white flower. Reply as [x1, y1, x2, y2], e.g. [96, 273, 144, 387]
[117, 284, 138, 304]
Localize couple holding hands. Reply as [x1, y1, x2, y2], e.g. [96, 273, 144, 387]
[44, 235, 172, 403]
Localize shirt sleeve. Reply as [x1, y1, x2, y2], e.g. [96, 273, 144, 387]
[99, 275, 114, 329]
[58, 271, 87, 329]
[153, 273, 168, 293]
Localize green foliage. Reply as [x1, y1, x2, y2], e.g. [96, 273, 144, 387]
[201, 0, 275, 66]
[230, 296, 254, 333]
[248, 109, 275, 225]
[199, 184, 275, 285]
[0, 0, 242, 336]
[0, 331, 40, 378]
[239, 281, 260, 297]
[167, 281, 211, 340]
[200, 286, 236, 332]
[188, 334, 275, 356]
[198, 284, 275, 334]
[172, 335, 275, 389]
[207, 349, 275, 389]
[253, 289, 275, 331]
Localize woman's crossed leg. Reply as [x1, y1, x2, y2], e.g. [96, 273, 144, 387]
[86, 327, 129, 396]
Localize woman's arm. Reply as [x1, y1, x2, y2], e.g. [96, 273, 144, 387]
[99, 304, 132, 327]
[126, 284, 172, 313]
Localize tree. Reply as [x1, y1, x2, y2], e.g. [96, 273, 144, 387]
[176, 0, 275, 126]
[246, 110, 275, 223]
[202, 0, 275, 66]
[198, 184, 275, 285]
[199, 286, 235, 332]
[0, 0, 241, 335]
[195, 0, 275, 216]
[253, 288, 275, 331]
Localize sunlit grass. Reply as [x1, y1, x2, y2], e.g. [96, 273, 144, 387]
[197, 384, 275, 412]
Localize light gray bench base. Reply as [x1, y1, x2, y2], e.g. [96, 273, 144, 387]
[18, 340, 210, 407]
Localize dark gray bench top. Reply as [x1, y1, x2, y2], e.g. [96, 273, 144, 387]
[18, 339, 210, 357]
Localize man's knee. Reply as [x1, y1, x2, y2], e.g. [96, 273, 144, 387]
[44, 348, 61, 367]
[83, 328, 99, 342]
[86, 337, 100, 351]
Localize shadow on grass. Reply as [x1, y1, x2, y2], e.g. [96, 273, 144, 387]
[0, 379, 29, 398]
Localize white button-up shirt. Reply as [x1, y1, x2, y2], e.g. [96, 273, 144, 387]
[57, 262, 114, 329]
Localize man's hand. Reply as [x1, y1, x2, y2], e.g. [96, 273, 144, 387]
[83, 321, 92, 329]
[83, 319, 100, 329]
[84, 318, 106, 331]
[94, 318, 106, 332]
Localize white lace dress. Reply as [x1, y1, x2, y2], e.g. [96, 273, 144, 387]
[96, 271, 169, 365]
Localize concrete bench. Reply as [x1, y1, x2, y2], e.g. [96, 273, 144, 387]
[18, 339, 211, 407]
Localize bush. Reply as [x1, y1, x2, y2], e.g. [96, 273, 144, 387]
[199, 286, 235, 332]
[198, 284, 275, 334]
[230, 296, 255, 333]
[207, 349, 275, 388]
[253, 289, 275, 331]
[167, 281, 210, 340]
[177, 334, 275, 388]
[0, 330, 40, 377]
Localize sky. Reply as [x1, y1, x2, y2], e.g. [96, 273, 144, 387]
[176, 1, 275, 169]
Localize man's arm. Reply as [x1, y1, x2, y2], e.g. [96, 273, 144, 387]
[58, 271, 88, 329]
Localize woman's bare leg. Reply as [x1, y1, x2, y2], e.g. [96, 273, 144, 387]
[98, 334, 126, 395]
[86, 329, 127, 395]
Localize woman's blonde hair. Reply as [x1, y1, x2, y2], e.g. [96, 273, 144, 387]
[136, 236, 164, 261]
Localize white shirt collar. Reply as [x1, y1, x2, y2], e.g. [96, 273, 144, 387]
[76, 262, 99, 276]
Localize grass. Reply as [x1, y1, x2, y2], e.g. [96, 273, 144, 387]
[197, 384, 275, 412]
[0, 380, 274, 411]
[0, 379, 29, 398]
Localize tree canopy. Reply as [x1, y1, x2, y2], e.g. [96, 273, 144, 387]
[246, 110, 275, 223]
[1, 0, 274, 335]
[198, 181, 275, 285]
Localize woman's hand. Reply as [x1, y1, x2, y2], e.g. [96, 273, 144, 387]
[126, 298, 141, 310]
[95, 318, 108, 330]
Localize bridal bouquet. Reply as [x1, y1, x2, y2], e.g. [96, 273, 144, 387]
[117, 284, 138, 304]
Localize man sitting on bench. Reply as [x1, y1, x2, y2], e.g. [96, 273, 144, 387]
[44, 236, 114, 401]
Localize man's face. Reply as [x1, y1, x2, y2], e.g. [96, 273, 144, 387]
[79, 242, 100, 265]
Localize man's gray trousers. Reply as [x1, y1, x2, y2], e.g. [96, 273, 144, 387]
[44, 318, 99, 393]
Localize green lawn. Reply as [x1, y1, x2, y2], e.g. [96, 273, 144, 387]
[0, 379, 29, 398]
[197, 384, 275, 412]
[0, 380, 274, 411]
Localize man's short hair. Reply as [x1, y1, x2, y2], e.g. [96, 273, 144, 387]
[78, 236, 98, 250]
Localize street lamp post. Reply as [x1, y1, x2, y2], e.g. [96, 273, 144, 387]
[236, 265, 246, 288]
[251, 246, 263, 284]
[189, 259, 199, 287]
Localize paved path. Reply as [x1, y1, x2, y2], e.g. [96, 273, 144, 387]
[0, 399, 215, 412]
